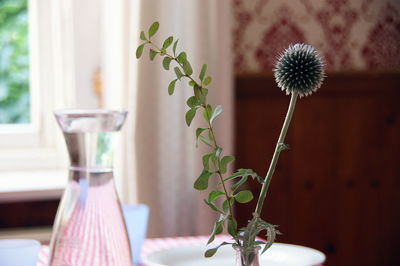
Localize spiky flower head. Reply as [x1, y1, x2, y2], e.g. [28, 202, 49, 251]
[274, 43, 325, 97]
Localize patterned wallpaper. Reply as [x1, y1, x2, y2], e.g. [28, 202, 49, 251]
[233, 0, 400, 73]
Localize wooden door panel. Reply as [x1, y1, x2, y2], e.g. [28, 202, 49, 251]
[234, 73, 400, 266]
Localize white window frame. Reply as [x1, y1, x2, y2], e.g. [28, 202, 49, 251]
[0, 0, 139, 203]
[0, 0, 77, 201]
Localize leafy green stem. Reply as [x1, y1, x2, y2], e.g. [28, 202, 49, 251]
[147, 39, 238, 238]
[205, 110, 238, 238]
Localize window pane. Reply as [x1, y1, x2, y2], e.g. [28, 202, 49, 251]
[0, 0, 29, 124]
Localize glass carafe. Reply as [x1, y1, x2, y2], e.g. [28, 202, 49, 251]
[49, 110, 132, 266]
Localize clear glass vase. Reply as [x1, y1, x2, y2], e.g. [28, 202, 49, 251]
[234, 245, 261, 266]
[49, 110, 132, 266]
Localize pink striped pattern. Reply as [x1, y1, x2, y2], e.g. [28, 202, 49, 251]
[37, 245, 49, 266]
[47, 179, 131, 266]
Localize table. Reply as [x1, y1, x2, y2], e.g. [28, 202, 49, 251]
[37, 235, 233, 266]
[37, 235, 324, 265]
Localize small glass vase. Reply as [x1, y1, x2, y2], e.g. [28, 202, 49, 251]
[234, 245, 261, 266]
[48, 110, 132, 266]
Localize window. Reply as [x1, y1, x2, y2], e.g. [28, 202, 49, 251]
[0, 0, 30, 124]
[0, 0, 77, 201]
[0, 0, 138, 202]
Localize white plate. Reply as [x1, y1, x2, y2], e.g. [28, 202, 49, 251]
[143, 243, 326, 266]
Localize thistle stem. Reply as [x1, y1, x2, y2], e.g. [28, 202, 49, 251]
[254, 92, 299, 216]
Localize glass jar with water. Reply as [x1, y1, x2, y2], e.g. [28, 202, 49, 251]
[49, 110, 132, 266]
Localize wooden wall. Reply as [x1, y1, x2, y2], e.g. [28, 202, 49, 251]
[234, 72, 400, 266]
[0, 200, 58, 228]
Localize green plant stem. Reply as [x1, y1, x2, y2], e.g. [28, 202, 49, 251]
[204, 111, 237, 237]
[254, 92, 299, 216]
[203, 107, 239, 244]
[148, 40, 238, 239]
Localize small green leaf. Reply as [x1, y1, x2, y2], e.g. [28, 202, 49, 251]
[196, 128, 206, 140]
[222, 199, 230, 213]
[194, 170, 213, 190]
[208, 190, 225, 202]
[220, 155, 235, 174]
[199, 64, 207, 81]
[187, 96, 199, 108]
[210, 105, 223, 124]
[207, 221, 223, 245]
[168, 79, 177, 95]
[231, 175, 248, 191]
[228, 218, 237, 236]
[162, 57, 173, 70]
[173, 39, 179, 55]
[205, 247, 218, 258]
[234, 190, 254, 203]
[207, 230, 216, 246]
[140, 31, 146, 41]
[188, 80, 196, 87]
[183, 60, 193, 75]
[204, 199, 223, 213]
[203, 104, 212, 122]
[195, 128, 207, 147]
[177, 52, 187, 64]
[149, 49, 158, 61]
[199, 135, 213, 147]
[222, 198, 235, 213]
[204, 242, 231, 258]
[136, 44, 145, 59]
[174, 67, 184, 80]
[148, 21, 159, 38]
[203, 76, 212, 86]
[202, 153, 213, 170]
[194, 84, 202, 101]
[162, 36, 173, 49]
[185, 108, 196, 126]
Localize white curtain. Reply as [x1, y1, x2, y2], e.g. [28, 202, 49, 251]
[103, 0, 234, 238]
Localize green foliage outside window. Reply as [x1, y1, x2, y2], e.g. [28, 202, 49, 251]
[0, 0, 29, 124]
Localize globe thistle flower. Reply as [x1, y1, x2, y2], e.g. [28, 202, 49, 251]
[274, 43, 325, 97]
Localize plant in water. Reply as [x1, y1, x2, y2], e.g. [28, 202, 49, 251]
[136, 22, 325, 264]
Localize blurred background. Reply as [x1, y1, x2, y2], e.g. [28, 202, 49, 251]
[0, 0, 399, 265]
